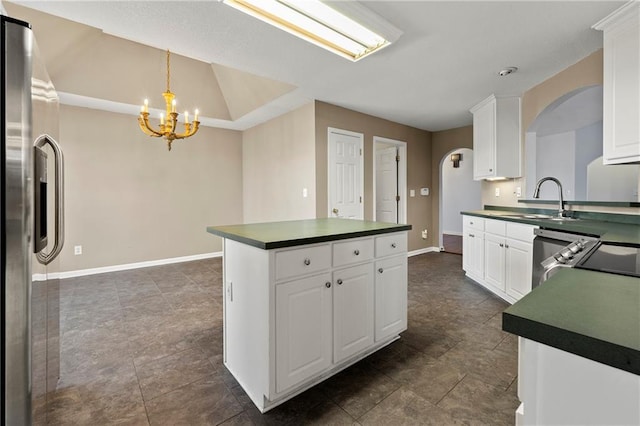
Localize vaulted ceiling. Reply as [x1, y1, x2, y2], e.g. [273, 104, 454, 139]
[5, 1, 625, 132]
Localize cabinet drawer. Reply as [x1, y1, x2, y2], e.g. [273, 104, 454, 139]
[375, 233, 407, 258]
[506, 222, 536, 243]
[275, 244, 331, 281]
[485, 219, 506, 236]
[333, 238, 374, 267]
[463, 216, 485, 231]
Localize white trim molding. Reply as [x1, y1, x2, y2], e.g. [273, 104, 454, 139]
[32, 251, 223, 281]
[408, 247, 441, 257]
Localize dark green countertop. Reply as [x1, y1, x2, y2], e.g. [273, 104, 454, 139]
[502, 269, 640, 376]
[207, 218, 412, 250]
[462, 209, 640, 245]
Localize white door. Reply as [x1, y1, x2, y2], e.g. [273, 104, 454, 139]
[505, 238, 533, 301]
[328, 128, 363, 219]
[374, 255, 407, 341]
[375, 147, 398, 223]
[333, 263, 374, 363]
[275, 273, 332, 393]
[484, 234, 506, 292]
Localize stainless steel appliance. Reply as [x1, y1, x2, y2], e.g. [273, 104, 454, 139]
[2, 15, 64, 425]
[532, 228, 599, 287]
[577, 242, 640, 278]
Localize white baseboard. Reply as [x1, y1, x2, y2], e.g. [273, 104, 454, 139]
[408, 247, 441, 257]
[32, 251, 223, 281]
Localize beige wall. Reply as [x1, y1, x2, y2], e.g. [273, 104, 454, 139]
[242, 103, 316, 223]
[431, 125, 474, 245]
[314, 101, 433, 252]
[58, 105, 243, 272]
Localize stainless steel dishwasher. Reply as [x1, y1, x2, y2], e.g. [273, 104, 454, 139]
[532, 229, 599, 288]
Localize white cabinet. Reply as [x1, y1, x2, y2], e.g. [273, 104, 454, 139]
[470, 95, 522, 179]
[594, 2, 640, 164]
[462, 216, 485, 282]
[374, 255, 408, 342]
[332, 263, 374, 363]
[462, 215, 536, 303]
[505, 238, 533, 300]
[223, 231, 408, 413]
[484, 232, 506, 292]
[275, 273, 332, 393]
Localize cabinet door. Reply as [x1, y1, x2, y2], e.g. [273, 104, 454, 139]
[505, 238, 533, 301]
[484, 233, 506, 292]
[333, 263, 374, 363]
[466, 231, 485, 280]
[375, 255, 407, 342]
[602, 13, 640, 164]
[473, 100, 496, 179]
[275, 273, 332, 393]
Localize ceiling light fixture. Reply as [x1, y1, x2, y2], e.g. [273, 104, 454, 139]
[138, 50, 200, 151]
[222, 0, 402, 61]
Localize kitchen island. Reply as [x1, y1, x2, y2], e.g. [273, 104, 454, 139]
[503, 269, 640, 425]
[207, 218, 411, 412]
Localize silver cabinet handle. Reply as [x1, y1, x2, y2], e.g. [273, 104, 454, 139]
[325, 282, 331, 288]
[469, 233, 475, 238]
[337, 279, 343, 285]
[499, 243, 504, 248]
[470, 221, 474, 225]
[391, 243, 397, 248]
[34, 134, 64, 265]
[505, 244, 510, 249]
[378, 268, 384, 273]
[354, 249, 360, 255]
[304, 258, 311, 266]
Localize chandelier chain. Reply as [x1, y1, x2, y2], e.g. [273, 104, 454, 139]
[166, 49, 171, 93]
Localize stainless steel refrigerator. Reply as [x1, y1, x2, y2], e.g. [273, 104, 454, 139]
[1, 15, 64, 425]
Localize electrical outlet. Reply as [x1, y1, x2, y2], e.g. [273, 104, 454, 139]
[421, 229, 428, 239]
[495, 187, 500, 197]
[516, 187, 522, 197]
[74, 245, 82, 255]
[302, 188, 308, 198]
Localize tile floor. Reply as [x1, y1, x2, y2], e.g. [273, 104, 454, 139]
[47, 252, 519, 425]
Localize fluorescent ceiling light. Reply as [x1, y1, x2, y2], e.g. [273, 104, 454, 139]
[222, 0, 402, 61]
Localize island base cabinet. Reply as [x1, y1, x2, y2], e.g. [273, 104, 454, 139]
[275, 273, 332, 394]
[375, 255, 408, 342]
[519, 338, 640, 425]
[221, 232, 408, 413]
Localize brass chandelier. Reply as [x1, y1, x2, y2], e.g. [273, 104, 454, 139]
[138, 50, 200, 151]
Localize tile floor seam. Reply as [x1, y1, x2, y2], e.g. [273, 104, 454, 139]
[130, 355, 153, 426]
[434, 372, 467, 406]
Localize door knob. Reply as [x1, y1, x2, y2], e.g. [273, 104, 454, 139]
[337, 279, 343, 285]
[325, 282, 331, 288]
[332, 208, 339, 215]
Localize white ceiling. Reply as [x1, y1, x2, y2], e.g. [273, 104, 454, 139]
[8, 0, 624, 132]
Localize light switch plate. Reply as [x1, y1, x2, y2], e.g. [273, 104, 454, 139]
[409, 189, 415, 197]
[495, 188, 500, 197]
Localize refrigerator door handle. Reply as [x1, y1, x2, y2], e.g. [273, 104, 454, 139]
[34, 134, 64, 265]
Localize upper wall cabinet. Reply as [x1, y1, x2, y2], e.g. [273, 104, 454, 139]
[470, 95, 522, 180]
[594, 2, 640, 164]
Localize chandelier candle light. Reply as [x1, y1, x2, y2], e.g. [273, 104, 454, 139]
[138, 50, 200, 151]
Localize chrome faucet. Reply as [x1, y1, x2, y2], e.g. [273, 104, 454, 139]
[533, 177, 566, 218]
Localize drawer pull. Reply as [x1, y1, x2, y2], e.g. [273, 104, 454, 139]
[469, 233, 475, 238]
[391, 243, 397, 248]
[354, 249, 360, 256]
[470, 221, 474, 225]
[499, 243, 504, 248]
[325, 282, 331, 288]
[378, 268, 384, 273]
[303, 258, 311, 266]
[505, 244, 510, 249]
[337, 279, 343, 285]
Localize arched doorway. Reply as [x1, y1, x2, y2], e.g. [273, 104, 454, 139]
[439, 148, 481, 254]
